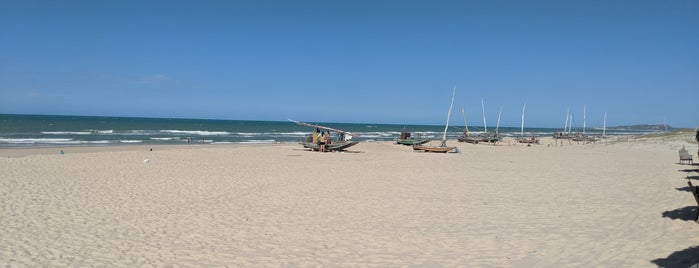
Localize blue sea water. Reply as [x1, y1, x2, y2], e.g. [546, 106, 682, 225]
[0, 114, 650, 147]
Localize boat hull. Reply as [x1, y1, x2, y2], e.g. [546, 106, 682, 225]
[396, 139, 430, 146]
[457, 136, 480, 144]
[301, 141, 359, 151]
[412, 145, 456, 153]
[516, 137, 540, 144]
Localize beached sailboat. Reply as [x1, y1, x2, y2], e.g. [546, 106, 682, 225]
[602, 112, 607, 138]
[288, 119, 360, 151]
[570, 105, 597, 143]
[553, 108, 572, 140]
[515, 103, 539, 144]
[413, 88, 457, 153]
[395, 131, 430, 146]
[457, 107, 480, 143]
[477, 99, 500, 143]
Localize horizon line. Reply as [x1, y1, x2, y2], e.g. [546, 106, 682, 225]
[0, 113, 689, 130]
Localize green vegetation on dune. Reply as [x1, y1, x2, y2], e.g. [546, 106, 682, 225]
[636, 129, 696, 143]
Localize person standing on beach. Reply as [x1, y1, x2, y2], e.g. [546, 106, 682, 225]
[312, 128, 320, 144]
[318, 131, 327, 152]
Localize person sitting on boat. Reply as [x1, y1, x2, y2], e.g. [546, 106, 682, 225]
[324, 131, 331, 146]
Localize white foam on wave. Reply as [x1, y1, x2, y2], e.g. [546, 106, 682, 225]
[236, 132, 308, 137]
[357, 132, 396, 139]
[239, 139, 276, 144]
[150, 137, 181, 141]
[0, 138, 115, 144]
[42, 131, 92, 135]
[161, 130, 230, 136]
[0, 138, 73, 144]
[119, 140, 143, 143]
[90, 140, 113, 144]
[125, 130, 152, 135]
[283, 131, 311, 136]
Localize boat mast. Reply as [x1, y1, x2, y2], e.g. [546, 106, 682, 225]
[481, 98, 487, 135]
[521, 103, 526, 138]
[583, 105, 587, 135]
[603, 112, 607, 137]
[563, 108, 569, 133]
[441, 87, 456, 147]
[496, 106, 503, 135]
[461, 107, 469, 136]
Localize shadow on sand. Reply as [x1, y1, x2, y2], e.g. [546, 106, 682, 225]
[661, 206, 698, 221]
[651, 246, 699, 268]
[676, 185, 693, 192]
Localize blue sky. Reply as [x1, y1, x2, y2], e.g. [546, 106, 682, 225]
[1, 1, 697, 128]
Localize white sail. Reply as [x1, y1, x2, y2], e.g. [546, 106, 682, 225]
[521, 103, 526, 137]
[564, 108, 569, 133]
[461, 107, 469, 135]
[496, 106, 503, 135]
[481, 98, 487, 134]
[441, 87, 456, 147]
[583, 105, 587, 134]
[603, 112, 607, 137]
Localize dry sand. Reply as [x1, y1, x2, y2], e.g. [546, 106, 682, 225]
[1, 135, 699, 267]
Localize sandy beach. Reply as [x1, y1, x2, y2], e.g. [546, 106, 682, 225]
[1, 134, 698, 267]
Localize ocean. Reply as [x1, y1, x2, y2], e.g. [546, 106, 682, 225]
[0, 114, 651, 147]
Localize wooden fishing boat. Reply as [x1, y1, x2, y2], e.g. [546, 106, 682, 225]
[301, 140, 359, 151]
[412, 87, 457, 153]
[515, 103, 539, 144]
[571, 134, 597, 143]
[477, 99, 501, 144]
[457, 135, 480, 144]
[457, 107, 480, 144]
[555, 108, 574, 140]
[516, 136, 540, 144]
[553, 132, 572, 139]
[412, 144, 456, 153]
[396, 139, 430, 146]
[289, 119, 361, 152]
[479, 134, 500, 143]
[395, 132, 430, 146]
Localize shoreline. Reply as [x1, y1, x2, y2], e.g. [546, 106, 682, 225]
[1, 131, 695, 159]
[0, 143, 292, 158]
[1, 132, 692, 158]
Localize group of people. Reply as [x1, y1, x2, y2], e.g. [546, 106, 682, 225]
[313, 128, 332, 152]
